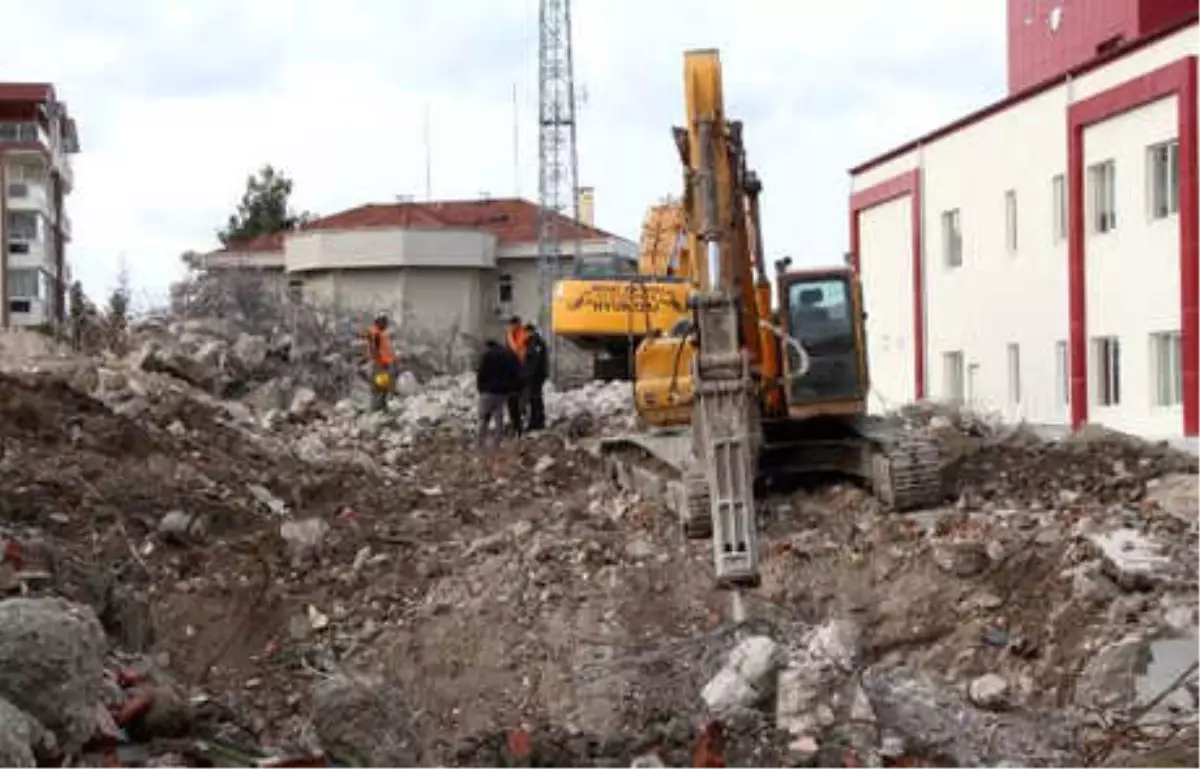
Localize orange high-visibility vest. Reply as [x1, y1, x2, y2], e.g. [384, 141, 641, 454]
[506, 325, 529, 364]
[367, 325, 395, 365]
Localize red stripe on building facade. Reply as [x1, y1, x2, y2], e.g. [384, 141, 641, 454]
[848, 168, 926, 400]
[0, 151, 7, 329]
[1067, 56, 1198, 437]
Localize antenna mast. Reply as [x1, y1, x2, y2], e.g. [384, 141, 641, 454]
[536, 0, 582, 376]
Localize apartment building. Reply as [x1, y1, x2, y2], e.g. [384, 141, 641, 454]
[0, 82, 79, 330]
[849, 0, 1197, 441]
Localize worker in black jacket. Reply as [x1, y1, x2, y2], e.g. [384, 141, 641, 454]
[475, 339, 521, 448]
[522, 324, 549, 431]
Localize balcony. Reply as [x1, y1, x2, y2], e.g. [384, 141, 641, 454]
[8, 297, 50, 327]
[0, 121, 43, 146]
[5, 180, 49, 212]
[0, 122, 73, 189]
[6, 238, 51, 271]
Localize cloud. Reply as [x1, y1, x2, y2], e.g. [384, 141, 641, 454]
[0, 0, 1006, 305]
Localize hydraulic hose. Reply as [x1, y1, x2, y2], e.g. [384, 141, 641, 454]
[757, 319, 811, 382]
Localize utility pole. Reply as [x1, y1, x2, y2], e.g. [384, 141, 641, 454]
[536, 0, 582, 381]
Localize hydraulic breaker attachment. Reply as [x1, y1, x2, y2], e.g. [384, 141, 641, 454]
[690, 290, 761, 589]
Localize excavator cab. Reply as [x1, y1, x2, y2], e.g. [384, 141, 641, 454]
[776, 268, 869, 419]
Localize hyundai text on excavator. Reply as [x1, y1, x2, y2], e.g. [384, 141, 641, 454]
[550, 200, 694, 380]
[596, 48, 945, 592]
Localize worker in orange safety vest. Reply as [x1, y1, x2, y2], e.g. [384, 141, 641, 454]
[366, 313, 397, 412]
[504, 316, 529, 434]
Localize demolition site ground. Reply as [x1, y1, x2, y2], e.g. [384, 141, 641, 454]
[0, 321, 1198, 767]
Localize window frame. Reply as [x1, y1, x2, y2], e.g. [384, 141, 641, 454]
[1091, 335, 1121, 407]
[1146, 140, 1180, 220]
[1004, 189, 1018, 254]
[1149, 330, 1183, 408]
[1055, 340, 1070, 407]
[1051, 173, 1066, 243]
[1088, 159, 1117, 234]
[497, 273, 514, 305]
[941, 209, 962, 269]
[942, 350, 965, 404]
[1006, 342, 1021, 405]
[5, 268, 40, 300]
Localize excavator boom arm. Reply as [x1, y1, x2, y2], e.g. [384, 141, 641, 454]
[678, 49, 764, 589]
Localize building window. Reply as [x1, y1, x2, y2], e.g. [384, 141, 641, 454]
[1051, 173, 1066, 242]
[1091, 336, 1121, 407]
[1150, 331, 1183, 407]
[497, 273, 514, 304]
[942, 351, 964, 404]
[6, 268, 39, 299]
[1088, 160, 1116, 233]
[1006, 343, 1021, 405]
[941, 209, 962, 268]
[1005, 190, 1018, 254]
[5, 210, 38, 241]
[0, 123, 38, 142]
[1147, 140, 1179, 219]
[7, 162, 45, 184]
[1055, 340, 1070, 407]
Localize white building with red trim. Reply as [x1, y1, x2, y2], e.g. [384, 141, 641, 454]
[849, 0, 1197, 441]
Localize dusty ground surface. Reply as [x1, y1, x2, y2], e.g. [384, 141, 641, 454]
[2, 321, 1198, 767]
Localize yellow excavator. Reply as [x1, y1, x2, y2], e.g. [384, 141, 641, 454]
[551, 200, 694, 380]
[595, 48, 944, 591]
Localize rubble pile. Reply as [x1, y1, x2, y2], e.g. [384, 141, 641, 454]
[274, 374, 635, 467]
[2, 313, 1198, 766]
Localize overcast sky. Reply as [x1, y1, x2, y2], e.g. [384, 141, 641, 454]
[0, 0, 1006, 305]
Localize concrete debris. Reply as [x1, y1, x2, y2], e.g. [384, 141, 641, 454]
[1088, 527, 1173, 590]
[0, 697, 56, 767]
[968, 672, 1011, 710]
[310, 672, 418, 766]
[0, 598, 108, 753]
[701, 635, 780, 714]
[157, 510, 206, 544]
[860, 667, 1078, 767]
[279, 517, 330, 569]
[3, 314, 1200, 766]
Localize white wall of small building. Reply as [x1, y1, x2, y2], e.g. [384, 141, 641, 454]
[851, 24, 1196, 439]
[858, 196, 917, 411]
[1084, 95, 1183, 437]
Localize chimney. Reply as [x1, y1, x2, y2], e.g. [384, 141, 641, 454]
[578, 186, 595, 226]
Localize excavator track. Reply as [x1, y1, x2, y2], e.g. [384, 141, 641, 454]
[869, 432, 944, 511]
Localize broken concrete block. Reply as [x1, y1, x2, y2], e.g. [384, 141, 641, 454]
[811, 618, 862, 670]
[968, 673, 1010, 710]
[157, 510, 205, 544]
[701, 635, 780, 714]
[1087, 528, 1171, 590]
[311, 672, 417, 766]
[932, 540, 991, 578]
[279, 517, 329, 568]
[701, 667, 758, 714]
[289, 386, 318, 417]
[231, 333, 269, 371]
[0, 697, 55, 767]
[1074, 634, 1150, 710]
[0, 598, 108, 753]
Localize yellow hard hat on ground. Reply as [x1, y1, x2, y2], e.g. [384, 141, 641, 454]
[374, 371, 393, 390]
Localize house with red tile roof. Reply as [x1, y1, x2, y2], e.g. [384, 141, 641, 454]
[196, 195, 635, 341]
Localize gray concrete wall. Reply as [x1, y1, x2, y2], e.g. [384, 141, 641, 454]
[287, 228, 496, 271]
